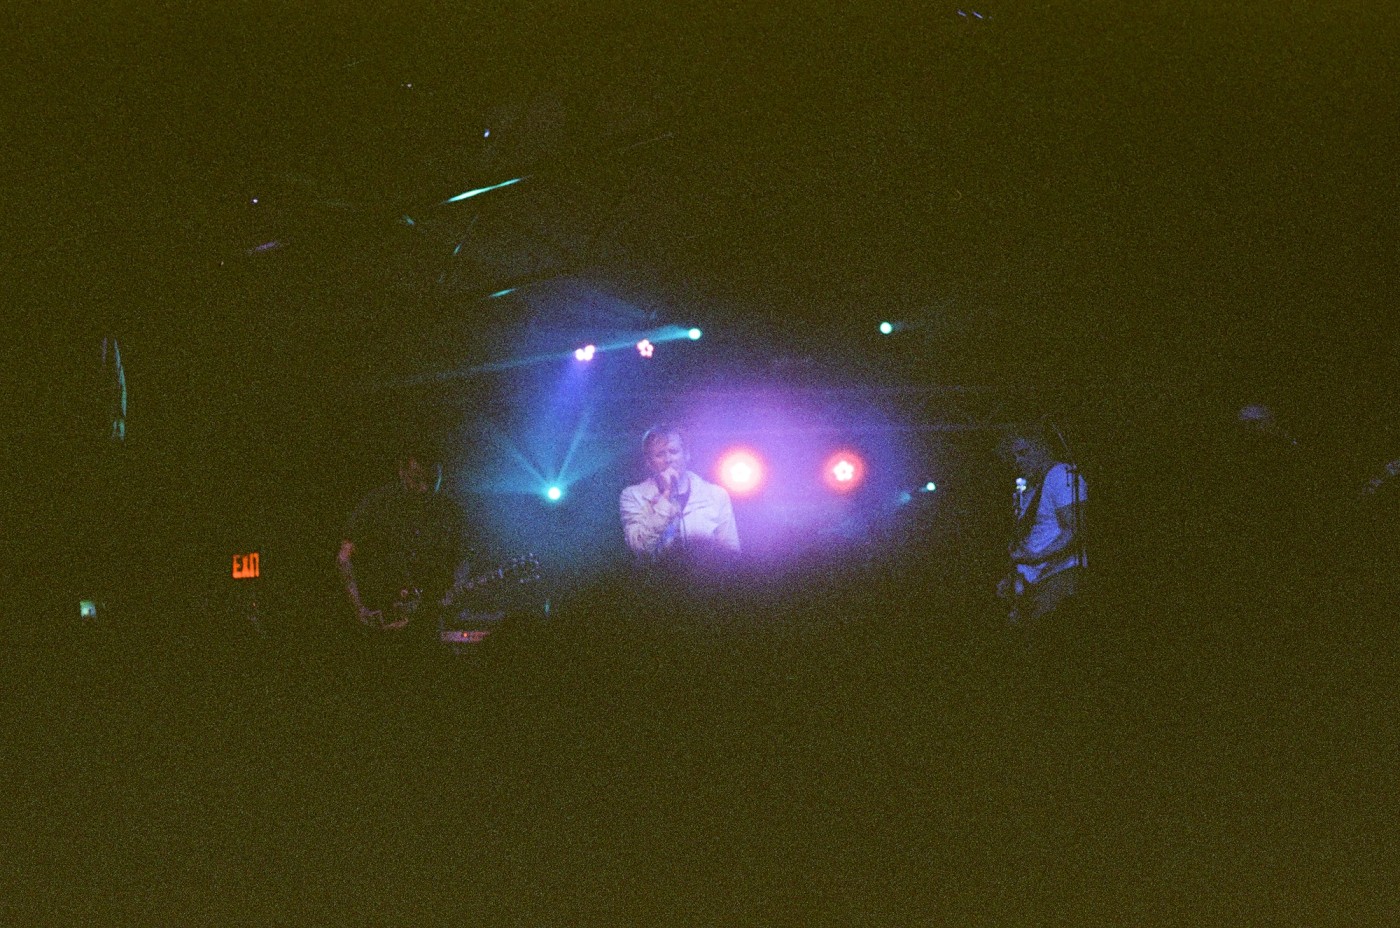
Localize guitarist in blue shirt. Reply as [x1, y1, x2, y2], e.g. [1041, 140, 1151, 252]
[996, 429, 1088, 625]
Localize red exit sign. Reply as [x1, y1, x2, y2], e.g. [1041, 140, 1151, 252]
[232, 552, 261, 579]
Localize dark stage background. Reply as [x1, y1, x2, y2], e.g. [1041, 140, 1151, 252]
[8, 2, 1400, 923]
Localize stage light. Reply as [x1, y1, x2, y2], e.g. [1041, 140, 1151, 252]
[924, 481, 937, 493]
[637, 339, 654, 358]
[879, 321, 894, 335]
[489, 287, 516, 299]
[483, 129, 491, 138]
[716, 449, 765, 496]
[545, 485, 563, 502]
[822, 450, 866, 492]
[443, 176, 523, 204]
[574, 344, 596, 362]
[687, 328, 702, 341]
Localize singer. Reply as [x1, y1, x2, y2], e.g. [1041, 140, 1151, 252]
[620, 425, 741, 562]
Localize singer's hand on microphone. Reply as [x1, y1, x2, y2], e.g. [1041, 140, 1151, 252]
[658, 467, 681, 497]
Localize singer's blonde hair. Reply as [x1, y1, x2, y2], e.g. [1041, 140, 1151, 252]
[642, 423, 687, 453]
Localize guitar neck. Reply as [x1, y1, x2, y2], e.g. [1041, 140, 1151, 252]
[443, 557, 538, 607]
[450, 568, 504, 600]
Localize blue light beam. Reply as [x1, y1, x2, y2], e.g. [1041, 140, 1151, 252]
[443, 176, 524, 204]
[556, 403, 596, 484]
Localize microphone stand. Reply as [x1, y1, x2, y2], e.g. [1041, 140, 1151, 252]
[675, 473, 690, 549]
[1010, 478, 1028, 623]
[653, 473, 689, 561]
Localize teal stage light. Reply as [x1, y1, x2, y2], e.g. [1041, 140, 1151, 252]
[443, 176, 523, 204]
[879, 321, 894, 335]
[545, 486, 563, 502]
[687, 328, 702, 341]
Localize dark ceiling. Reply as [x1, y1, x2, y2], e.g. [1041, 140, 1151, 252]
[14, 2, 1400, 436]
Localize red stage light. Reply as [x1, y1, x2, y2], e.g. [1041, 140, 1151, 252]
[716, 448, 765, 496]
[823, 450, 865, 492]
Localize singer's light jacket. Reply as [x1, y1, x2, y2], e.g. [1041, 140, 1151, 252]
[619, 470, 741, 559]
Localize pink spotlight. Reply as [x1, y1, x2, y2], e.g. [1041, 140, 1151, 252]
[823, 450, 865, 492]
[636, 339, 654, 358]
[573, 344, 596, 362]
[716, 448, 765, 497]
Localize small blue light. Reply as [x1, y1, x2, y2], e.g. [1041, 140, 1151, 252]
[687, 328, 702, 341]
[545, 486, 563, 502]
[483, 129, 491, 138]
[924, 482, 937, 493]
[879, 321, 894, 335]
[489, 287, 516, 299]
[898, 491, 913, 505]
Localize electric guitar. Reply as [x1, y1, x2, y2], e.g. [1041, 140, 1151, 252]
[381, 554, 541, 630]
[1360, 457, 1400, 498]
[999, 568, 1029, 623]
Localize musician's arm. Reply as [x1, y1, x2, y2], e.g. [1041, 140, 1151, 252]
[337, 540, 378, 624]
[620, 486, 676, 556]
[1010, 503, 1082, 565]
